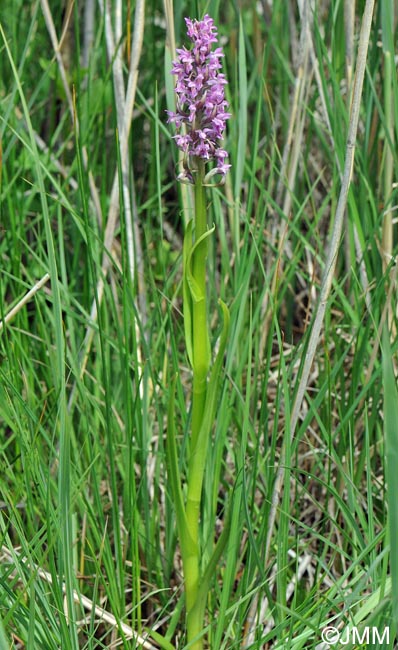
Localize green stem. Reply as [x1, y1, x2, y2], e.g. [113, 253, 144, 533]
[191, 160, 209, 450]
[184, 159, 210, 650]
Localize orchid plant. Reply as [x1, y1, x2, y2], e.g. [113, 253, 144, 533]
[166, 15, 231, 650]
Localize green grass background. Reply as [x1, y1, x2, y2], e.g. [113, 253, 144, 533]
[0, 1, 397, 648]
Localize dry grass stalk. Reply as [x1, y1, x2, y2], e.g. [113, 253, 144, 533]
[1, 546, 159, 649]
[0, 273, 50, 332]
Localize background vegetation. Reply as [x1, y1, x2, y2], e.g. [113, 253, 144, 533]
[0, 0, 397, 648]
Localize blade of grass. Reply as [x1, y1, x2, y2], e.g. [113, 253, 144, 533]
[382, 326, 398, 637]
[0, 22, 79, 649]
[262, 0, 376, 581]
[232, 13, 247, 260]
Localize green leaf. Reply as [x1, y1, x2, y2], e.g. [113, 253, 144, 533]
[235, 13, 248, 200]
[186, 224, 216, 304]
[192, 498, 232, 625]
[187, 300, 230, 510]
[382, 327, 398, 635]
[183, 222, 216, 369]
[144, 628, 176, 650]
[0, 616, 10, 650]
[198, 299, 230, 449]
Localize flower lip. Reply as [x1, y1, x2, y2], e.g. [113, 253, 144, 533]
[167, 14, 230, 182]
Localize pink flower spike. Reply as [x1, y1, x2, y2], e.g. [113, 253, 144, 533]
[167, 15, 231, 182]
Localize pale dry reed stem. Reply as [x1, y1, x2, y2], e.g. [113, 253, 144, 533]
[243, 0, 376, 644]
[40, 0, 103, 227]
[68, 0, 146, 406]
[0, 274, 50, 333]
[343, 1, 370, 308]
[101, 0, 135, 286]
[82, 0, 95, 71]
[345, 0, 356, 91]
[102, 0, 147, 393]
[99, 0, 145, 272]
